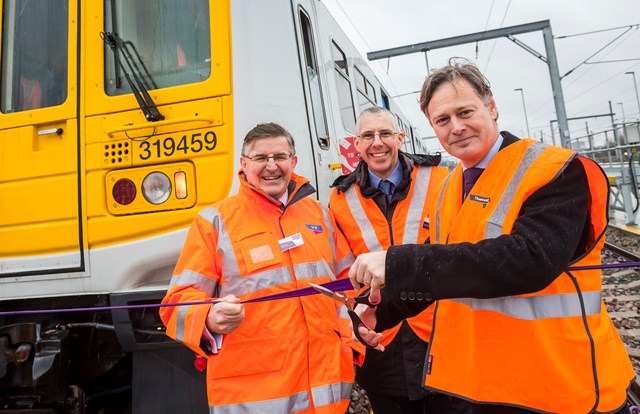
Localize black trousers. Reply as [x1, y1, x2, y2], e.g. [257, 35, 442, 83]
[366, 390, 472, 414]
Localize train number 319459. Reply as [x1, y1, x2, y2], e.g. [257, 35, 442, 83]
[137, 130, 217, 161]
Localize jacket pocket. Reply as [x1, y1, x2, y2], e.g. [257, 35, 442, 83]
[208, 339, 290, 379]
[236, 231, 284, 274]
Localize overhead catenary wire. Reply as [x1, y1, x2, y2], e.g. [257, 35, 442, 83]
[482, 0, 512, 73]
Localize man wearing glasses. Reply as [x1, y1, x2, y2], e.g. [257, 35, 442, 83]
[161, 123, 360, 413]
[329, 107, 469, 413]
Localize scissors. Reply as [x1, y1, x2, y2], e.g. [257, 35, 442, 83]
[309, 283, 380, 349]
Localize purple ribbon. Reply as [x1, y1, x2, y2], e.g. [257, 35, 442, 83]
[1, 259, 637, 317]
[242, 278, 353, 303]
[0, 278, 355, 317]
[567, 261, 640, 271]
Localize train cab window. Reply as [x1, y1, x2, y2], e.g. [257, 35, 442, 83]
[1, 0, 68, 113]
[331, 41, 355, 132]
[299, 9, 329, 149]
[355, 67, 375, 113]
[104, 0, 211, 96]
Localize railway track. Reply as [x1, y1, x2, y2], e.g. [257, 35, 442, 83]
[604, 227, 640, 409]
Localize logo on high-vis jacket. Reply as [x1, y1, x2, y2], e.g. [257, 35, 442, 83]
[470, 194, 490, 208]
[305, 224, 323, 234]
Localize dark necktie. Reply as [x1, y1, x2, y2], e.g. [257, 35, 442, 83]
[378, 179, 394, 203]
[463, 167, 484, 199]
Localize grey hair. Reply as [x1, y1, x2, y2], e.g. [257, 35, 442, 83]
[356, 106, 401, 133]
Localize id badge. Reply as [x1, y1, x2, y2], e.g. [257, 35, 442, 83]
[278, 233, 304, 252]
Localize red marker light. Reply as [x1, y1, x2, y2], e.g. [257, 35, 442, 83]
[194, 355, 206, 372]
[112, 178, 137, 205]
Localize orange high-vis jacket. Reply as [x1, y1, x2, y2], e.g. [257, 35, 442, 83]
[427, 139, 634, 413]
[160, 172, 359, 414]
[329, 162, 448, 346]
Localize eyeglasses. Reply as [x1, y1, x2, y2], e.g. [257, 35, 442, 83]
[243, 152, 293, 164]
[357, 131, 397, 141]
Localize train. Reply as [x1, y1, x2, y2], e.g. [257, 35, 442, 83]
[0, 0, 431, 412]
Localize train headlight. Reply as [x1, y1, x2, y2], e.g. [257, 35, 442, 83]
[106, 162, 196, 215]
[142, 172, 172, 204]
[112, 178, 137, 205]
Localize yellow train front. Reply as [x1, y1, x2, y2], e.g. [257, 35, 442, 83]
[0, 0, 427, 412]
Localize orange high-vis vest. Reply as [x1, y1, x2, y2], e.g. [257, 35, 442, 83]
[330, 164, 448, 346]
[427, 139, 634, 413]
[161, 172, 358, 414]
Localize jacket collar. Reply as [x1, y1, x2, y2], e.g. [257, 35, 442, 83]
[331, 151, 441, 194]
[238, 170, 316, 208]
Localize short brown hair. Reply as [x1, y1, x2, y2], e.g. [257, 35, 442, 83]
[241, 122, 296, 156]
[419, 58, 495, 118]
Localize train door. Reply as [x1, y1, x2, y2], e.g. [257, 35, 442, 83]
[0, 0, 82, 275]
[292, 0, 339, 201]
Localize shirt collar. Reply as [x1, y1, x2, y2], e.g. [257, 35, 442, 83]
[463, 133, 503, 171]
[277, 189, 289, 205]
[368, 160, 403, 188]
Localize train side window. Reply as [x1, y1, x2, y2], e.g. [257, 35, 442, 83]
[299, 9, 329, 149]
[331, 41, 355, 132]
[381, 90, 390, 110]
[104, 0, 211, 96]
[1, 0, 68, 113]
[355, 67, 375, 113]
[366, 79, 376, 103]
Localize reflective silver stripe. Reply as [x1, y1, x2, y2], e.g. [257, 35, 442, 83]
[210, 390, 310, 414]
[322, 207, 337, 263]
[485, 142, 548, 239]
[434, 172, 453, 244]
[450, 290, 602, 320]
[169, 270, 217, 296]
[221, 265, 293, 297]
[337, 304, 350, 321]
[175, 304, 191, 342]
[198, 207, 245, 298]
[336, 252, 355, 276]
[402, 167, 432, 244]
[311, 381, 353, 407]
[295, 261, 334, 281]
[344, 187, 383, 251]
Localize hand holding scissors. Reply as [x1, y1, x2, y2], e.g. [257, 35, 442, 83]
[310, 283, 384, 351]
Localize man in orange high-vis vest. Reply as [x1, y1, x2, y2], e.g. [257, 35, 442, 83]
[329, 107, 469, 414]
[349, 60, 635, 414]
[160, 123, 361, 414]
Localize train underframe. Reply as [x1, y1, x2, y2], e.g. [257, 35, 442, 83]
[0, 291, 206, 414]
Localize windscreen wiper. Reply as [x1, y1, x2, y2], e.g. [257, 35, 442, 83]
[101, 31, 164, 122]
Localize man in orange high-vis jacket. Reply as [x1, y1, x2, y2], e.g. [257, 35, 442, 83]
[349, 60, 635, 414]
[329, 107, 469, 414]
[160, 123, 361, 414]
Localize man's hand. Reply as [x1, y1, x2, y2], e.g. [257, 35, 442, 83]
[348, 250, 387, 304]
[206, 295, 245, 334]
[353, 303, 384, 352]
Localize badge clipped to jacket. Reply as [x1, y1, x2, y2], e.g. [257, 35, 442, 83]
[278, 233, 304, 252]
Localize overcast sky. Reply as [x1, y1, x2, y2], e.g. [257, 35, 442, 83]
[322, 0, 640, 153]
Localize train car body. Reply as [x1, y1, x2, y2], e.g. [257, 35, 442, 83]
[0, 0, 427, 412]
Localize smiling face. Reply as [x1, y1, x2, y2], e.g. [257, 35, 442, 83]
[240, 136, 297, 199]
[425, 78, 499, 168]
[354, 111, 405, 179]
